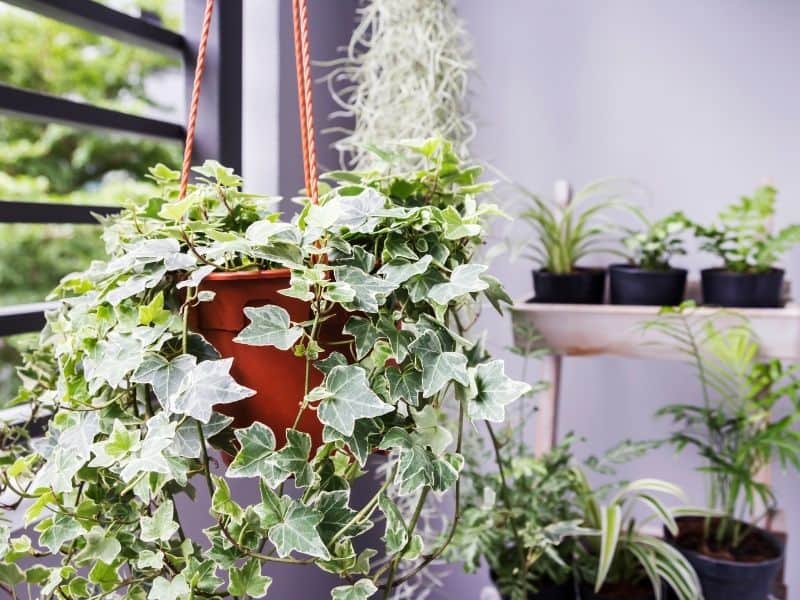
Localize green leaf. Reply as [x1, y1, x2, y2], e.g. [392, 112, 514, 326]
[73, 526, 121, 565]
[226, 422, 279, 479]
[343, 316, 380, 361]
[427, 264, 489, 306]
[467, 360, 530, 423]
[386, 367, 422, 406]
[275, 429, 314, 488]
[210, 476, 243, 521]
[229, 558, 272, 599]
[317, 365, 393, 437]
[234, 305, 304, 350]
[90, 419, 140, 468]
[331, 579, 378, 600]
[148, 574, 190, 600]
[0, 563, 24, 586]
[377, 255, 433, 286]
[38, 514, 85, 553]
[268, 501, 330, 559]
[409, 331, 469, 397]
[138, 291, 171, 325]
[136, 550, 164, 570]
[378, 494, 408, 555]
[132, 354, 196, 412]
[411, 405, 452, 455]
[316, 490, 372, 544]
[323, 418, 383, 467]
[140, 500, 179, 543]
[596, 504, 622, 593]
[333, 266, 397, 313]
[172, 358, 255, 423]
[377, 319, 414, 363]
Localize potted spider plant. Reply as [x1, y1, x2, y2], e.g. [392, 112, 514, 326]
[0, 139, 532, 598]
[695, 185, 800, 307]
[646, 305, 800, 599]
[521, 180, 633, 304]
[609, 211, 690, 306]
[574, 470, 703, 600]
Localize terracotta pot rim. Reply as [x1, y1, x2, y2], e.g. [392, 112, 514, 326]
[204, 268, 292, 282]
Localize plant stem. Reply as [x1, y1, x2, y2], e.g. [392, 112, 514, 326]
[380, 486, 430, 599]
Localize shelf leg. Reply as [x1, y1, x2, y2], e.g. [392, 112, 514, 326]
[535, 354, 562, 456]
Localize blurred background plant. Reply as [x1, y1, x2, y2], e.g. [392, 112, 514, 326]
[0, 0, 182, 405]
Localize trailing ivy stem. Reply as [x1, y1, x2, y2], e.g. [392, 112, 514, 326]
[291, 294, 324, 431]
[197, 421, 214, 497]
[328, 465, 397, 548]
[380, 486, 430, 599]
[485, 421, 527, 593]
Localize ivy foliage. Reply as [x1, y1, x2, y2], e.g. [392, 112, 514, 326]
[0, 139, 528, 598]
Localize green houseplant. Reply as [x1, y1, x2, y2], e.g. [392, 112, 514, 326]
[0, 139, 530, 599]
[646, 304, 800, 599]
[695, 185, 800, 307]
[447, 408, 701, 600]
[609, 211, 691, 306]
[521, 180, 633, 304]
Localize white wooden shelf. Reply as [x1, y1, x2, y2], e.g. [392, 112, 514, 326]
[510, 301, 800, 361]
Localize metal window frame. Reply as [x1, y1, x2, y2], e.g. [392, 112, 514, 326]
[0, 0, 242, 338]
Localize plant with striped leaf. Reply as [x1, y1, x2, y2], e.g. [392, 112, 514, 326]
[574, 472, 704, 600]
[520, 179, 641, 275]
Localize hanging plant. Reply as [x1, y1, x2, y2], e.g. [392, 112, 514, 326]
[324, 0, 475, 170]
[0, 138, 529, 599]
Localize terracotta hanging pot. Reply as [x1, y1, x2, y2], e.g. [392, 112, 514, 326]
[193, 268, 351, 448]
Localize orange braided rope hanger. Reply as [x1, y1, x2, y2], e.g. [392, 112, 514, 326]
[179, 0, 319, 206]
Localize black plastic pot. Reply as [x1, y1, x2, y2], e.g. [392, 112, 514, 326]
[579, 583, 655, 599]
[491, 570, 575, 599]
[532, 268, 606, 304]
[665, 517, 784, 600]
[608, 264, 687, 306]
[700, 268, 784, 308]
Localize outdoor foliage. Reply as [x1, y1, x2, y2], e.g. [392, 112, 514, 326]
[647, 303, 800, 549]
[695, 185, 800, 273]
[623, 211, 691, 271]
[0, 140, 529, 599]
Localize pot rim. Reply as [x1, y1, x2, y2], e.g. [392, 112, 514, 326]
[534, 267, 607, 276]
[700, 267, 784, 278]
[203, 268, 292, 282]
[667, 517, 785, 568]
[609, 263, 687, 275]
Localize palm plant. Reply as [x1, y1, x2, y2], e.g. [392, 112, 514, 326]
[645, 303, 800, 551]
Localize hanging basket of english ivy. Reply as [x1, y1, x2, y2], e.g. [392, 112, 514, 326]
[0, 0, 530, 596]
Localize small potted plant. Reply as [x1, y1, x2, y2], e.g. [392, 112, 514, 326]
[0, 139, 532, 598]
[574, 469, 702, 600]
[521, 180, 632, 304]
[448, 434, 585, 599]
[647, 305, 800, 599]
[609, 211, 690, 306]
[695, 185, 800, 307]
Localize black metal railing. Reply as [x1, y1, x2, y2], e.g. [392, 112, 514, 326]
[0, 0, 243, 338]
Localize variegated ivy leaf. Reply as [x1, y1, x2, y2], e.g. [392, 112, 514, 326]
[73, 526, 121, 566]
[245, 220, 299, 245]
[316, 365, 393, 437]
[136, 550, 164, 570]
[172, 358, 255, 423]
[268, 501, 330, 560]
[140, 500, 179, 543]
[408, 330, 469, 397]
[176, 265, 215, 289]
[379, 428, 463, 495]
[324, 188, 386, 234]
[234, 305, 304, 351]
[148, 573, 190, 600]
[315, 490, 372, 544]
[174, 413, 233, 458]
[119, 413, 177, 482]
[427, 264, 489, 306]
[83, 331, 145, 391]
[411, 405, 453, 455]
[385, 367, 422, 406]
[90, 420, 141, 468]
[132, 354, 196, 412]
[226, 422, 278, 478]
[331, 579, 378, 600]
[377, 255, 433, 285]
[229, 558, 272, 599]
[405, 268, 447, 304]
[31, 447, 84, 494]
[378, 495, 412, 556]
[378, 318, 414, 363]
[440, 205, 482, 240]
[274, 429, 314, 488]
[38, 514, 85, 553]
[343, 316, 380, 360]
[467, 360, 531, 423]
[106, 266, 167, 306]
[332, 266, 397, 313]
[323, 418, 383, 467]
